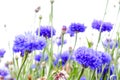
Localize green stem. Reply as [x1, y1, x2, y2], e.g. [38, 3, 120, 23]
[91, 70, 95, 80]
[17, 52, 28, 80]
[95, 0, 109, 50]
[77, 67, 85, 80]
[73, 32, 78, 51]
[60, 35, 64, 54]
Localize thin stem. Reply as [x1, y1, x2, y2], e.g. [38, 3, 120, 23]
[17, 52, 28, 80]
[60, 35, 64, 54]
[77, 67, 85, 80]
[73, 32, 78, 51]
[95, 0, 109, 50]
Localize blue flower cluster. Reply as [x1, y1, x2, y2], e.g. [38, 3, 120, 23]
[36, 26, 56, 38]
[74, 47, 111, 70]
[54, 51, 69, 66]
[92, 20, 113, 32]
[67, 23, 86, 37]
[13, 32, 46, 55]
[0, 49, 6, 58]
[102, 39, 118, 49]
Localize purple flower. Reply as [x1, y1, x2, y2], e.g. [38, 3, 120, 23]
[67, 23, 86, 37]
[34, 54, 42, 62]
[56, 37, 67, 46]
[54, 51, 69, 66]
[102, 39, 118, 49]
[97, 51, 111, 64]
[13, 32, 46, 55]
[0, 49, 6, 58]
[74, 47, 102, 70]
[110, 64, 115, 75]
[0, 69, 8, 77]
[36, 26, 56, 38]
[80, 76, 86, 80]
[92, 20, 113, 32]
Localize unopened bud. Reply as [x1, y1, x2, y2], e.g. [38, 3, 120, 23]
[41, 61, 46, 68]
[35, 6, 40, 13]
[39, 15, 42, 20]
[50, 0, 54, 4]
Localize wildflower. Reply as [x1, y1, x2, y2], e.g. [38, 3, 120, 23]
[74, 47, 102, 70]
[110, 64, 115, 75]
[0, 69, 8, 77]
[110, 75, 117, 80]
[92, 20, 113, 32]
[56, 37, 67, 46]
[34, 54, 42, 62]
[67, 23, 86, 37]
[0, 49, 6, 58]
[102, 39, 118, 49]
[13, 32, 46, 55]
[54, 51, 69, 66]
[97, 51, 111, 64]
[36, 26, 56, 38]
[80, 76, 86, 80]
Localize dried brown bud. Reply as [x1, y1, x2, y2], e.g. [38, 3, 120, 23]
[35, 6, 41, 13]
[27, 74, 32, 80]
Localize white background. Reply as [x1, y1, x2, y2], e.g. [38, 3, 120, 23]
[0, 0, 120, 64]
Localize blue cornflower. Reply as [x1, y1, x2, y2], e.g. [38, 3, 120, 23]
[80, 76, 86, 80]
[74, 47, 102, 70]
[13, 32, 46, 54]
[34, 54, 42, 62]
[67, 23, 86, 37]
[102, 39, 118, 49]
[97, 51, 111, 65]
[54, 51, 69, 66]
[0, 69, 8, 77]
[36, 26, 56, 38]
[92, 20, 113, 32]
[56, 37, 67, 46]
[0, 49, 6, 58]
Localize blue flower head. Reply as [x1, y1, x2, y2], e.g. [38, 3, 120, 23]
[102, 39, 118, 49]
[74, 47, 102, 70]
[36, 26, 56, 38]
[34, 54, 42, 62]
[54, 51, 69, 66]
[92, 20, 113, 32]
[80, 76, 86, 80]
[67, 23, 86, 37]
[13, 32, 46, 55]
[0, 69, 8, 77]
[0, 49, 6, 58]
[56, 37, 67, 46]
[97, 51, 111, 65]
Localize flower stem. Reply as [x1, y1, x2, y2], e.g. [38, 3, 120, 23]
[73, 32, 78, 51]
[17, 52, 28, 80]
[77, 67, 85, 80]
[95, 0, 109, 50]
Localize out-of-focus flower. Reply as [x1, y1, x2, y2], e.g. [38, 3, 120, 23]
[0, 49, 6, 58]
[34, 54, 42, 62]
[80, 76, 86, 80]
[92, 20, 113, 32]
[13, 32, 46, 55]
[0, 69, 8, 77]
[67, 23, 86, 37]
[102, 39, 118, 49]
[36, 26, 56, 38]
[74, 47, 102, 70]
[97, 51, 111, 65]
[54, 51, 69, 66]
[110, 64, 115, 76]
[56, 37, 67, 46]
